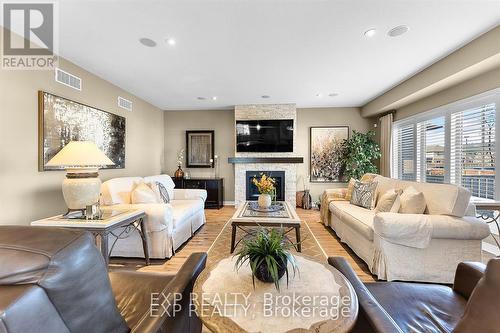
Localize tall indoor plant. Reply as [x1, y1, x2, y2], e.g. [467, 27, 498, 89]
[341, 130, 381, 180]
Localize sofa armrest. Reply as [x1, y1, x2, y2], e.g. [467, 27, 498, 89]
[328, 257, 403, 333]
[453, 262, 486, 299]
[173, 189, 207, 202]
[322, 188, 348, 201]
[101, 203, 173, 233]
[374, 213, 490, 241]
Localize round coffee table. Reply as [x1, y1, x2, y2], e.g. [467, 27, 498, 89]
[193, 254, 358, 333]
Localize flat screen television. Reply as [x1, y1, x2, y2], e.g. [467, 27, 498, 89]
[236, 119, 294, 152]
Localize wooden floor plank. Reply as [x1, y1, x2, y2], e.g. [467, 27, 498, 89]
[109, 207, 375, 281]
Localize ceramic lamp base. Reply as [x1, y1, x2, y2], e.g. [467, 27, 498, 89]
[62, 168, 101, 210]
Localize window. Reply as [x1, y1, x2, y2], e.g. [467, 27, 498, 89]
[392, 90, 499, 200]
[419, 117, 445, 184]
[451, 104, 496, 199]
[393, 124, 416, 181]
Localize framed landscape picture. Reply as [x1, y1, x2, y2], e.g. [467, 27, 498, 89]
[186, 130, 214, 168]
[310, 126, 349, 183]
[38, 91, 126, 171]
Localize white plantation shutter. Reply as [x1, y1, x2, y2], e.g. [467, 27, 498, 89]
[416, 117, 446, 183]
[391, 90, 498, 200]
[450, 103, 496, 199]
[393, 124, 416, 181]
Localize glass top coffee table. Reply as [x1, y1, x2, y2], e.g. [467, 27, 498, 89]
[229, 201, 302, 253]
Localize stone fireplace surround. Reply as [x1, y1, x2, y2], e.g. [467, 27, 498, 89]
[232, 104, 301, 208]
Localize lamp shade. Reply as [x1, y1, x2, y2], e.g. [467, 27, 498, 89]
[46, 141, 115, 167]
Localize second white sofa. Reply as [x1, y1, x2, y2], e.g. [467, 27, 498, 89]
[100, 175, 207, 259]
[323, 175, 490, 283]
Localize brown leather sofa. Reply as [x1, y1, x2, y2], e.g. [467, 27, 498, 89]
[329, 256, 500, 333]
[0, 226, 207, 333]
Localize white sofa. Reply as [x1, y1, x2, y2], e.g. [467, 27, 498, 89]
[323, 175, 490, 283]
[100, 175, 207, 259]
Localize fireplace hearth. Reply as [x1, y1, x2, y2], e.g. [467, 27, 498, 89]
[246, 171, 285, 201]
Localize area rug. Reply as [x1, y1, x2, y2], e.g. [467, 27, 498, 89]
[206, 219, 327, 266]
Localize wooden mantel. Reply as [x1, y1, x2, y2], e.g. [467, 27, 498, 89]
[228, 157, 304, 164]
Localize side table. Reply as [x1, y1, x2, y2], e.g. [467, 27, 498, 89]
[474, 201, 500, 253]
[31, 209, 149, 266]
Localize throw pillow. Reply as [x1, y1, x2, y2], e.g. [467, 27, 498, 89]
[148, 181, 171, 203]
[375, 189, 401, 213]
[131, 182, 158, 204]
[399, 186, 426, 214]
[344, 178, 356, 201]
[350, 180, 378, 209]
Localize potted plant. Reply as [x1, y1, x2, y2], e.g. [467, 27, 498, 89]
[340, 130, 381, 180]
[235, 228, 299, 290]
[252, 173, 276, 208]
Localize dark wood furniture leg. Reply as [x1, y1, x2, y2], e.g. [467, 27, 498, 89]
[230, 224, 237, 253]
[295, 226, 302, 252]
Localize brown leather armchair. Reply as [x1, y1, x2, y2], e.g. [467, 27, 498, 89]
[0, 226, 207, 333]
[329, 257, 500, 333]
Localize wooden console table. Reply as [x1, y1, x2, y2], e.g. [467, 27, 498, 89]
[174, 178, 224, 209]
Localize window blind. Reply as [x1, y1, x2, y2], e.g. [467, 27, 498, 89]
[394, 124, 416, 181]
[417, 117, 445, 184]
[450, 103, 496, 199]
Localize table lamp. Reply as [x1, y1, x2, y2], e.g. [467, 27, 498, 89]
[46, 141, 115, 214]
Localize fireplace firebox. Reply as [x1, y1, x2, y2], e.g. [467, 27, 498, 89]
[246, 171, 285, 201]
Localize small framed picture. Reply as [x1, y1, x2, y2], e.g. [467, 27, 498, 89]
[310, 126, 349, 183]
[186, 130, 215, 168]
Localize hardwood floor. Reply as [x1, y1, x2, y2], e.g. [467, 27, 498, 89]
[110, 206, 375, 281]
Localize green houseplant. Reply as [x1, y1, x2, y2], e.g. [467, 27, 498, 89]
[341, 130, 381, 180]
[234, 228, 298, 291]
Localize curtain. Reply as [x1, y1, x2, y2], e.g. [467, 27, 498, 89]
[379, 113, 393, 177]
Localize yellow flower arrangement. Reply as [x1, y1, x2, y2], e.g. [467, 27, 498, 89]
[252, 173, 276, 195]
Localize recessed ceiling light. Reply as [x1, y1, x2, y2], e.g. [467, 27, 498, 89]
[316, 93, 322, 97]
[165, 38, 176, 46]
[261, 95, 270, 99]
[211, 96, 217, 100]
[364, 28, 376, 37]
[139, 38, 156, 47]
[328, 92, 339, 97]
[197, 97, 206, 100]
[388, 25, 409, 37]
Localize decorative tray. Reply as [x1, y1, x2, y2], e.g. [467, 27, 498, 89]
[248, 201, 284, 213]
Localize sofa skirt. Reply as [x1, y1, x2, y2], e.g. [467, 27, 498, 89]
[108, 210, 206, 259]
[372, 237, 482, 283]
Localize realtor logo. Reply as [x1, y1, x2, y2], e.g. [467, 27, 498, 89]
[1, 2, 58, 70]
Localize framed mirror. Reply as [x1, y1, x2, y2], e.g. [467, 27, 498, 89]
[186, 130, 215, 168]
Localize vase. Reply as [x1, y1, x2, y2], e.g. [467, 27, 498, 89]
[254, 256, 286, 283]
[258, 194, 272, 208]
[302, 190, 312, 210]
[174, 166, 184, 179]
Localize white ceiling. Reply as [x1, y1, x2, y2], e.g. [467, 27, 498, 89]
[57, 0, 500, 110]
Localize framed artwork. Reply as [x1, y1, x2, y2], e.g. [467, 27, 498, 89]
[310, 126, 349, 183]
[38, 91, 126, 171]
[186, 130, 214, 168]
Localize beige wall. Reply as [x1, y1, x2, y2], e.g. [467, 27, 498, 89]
[163, 107, 373, 203]
[395, 65, 500, 121]
[163, 110, 236, 201]
[296, 108, 374, 201]
[0, 56, 164, 224]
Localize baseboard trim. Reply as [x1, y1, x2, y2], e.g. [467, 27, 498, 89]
[223, 201, 236, 206]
